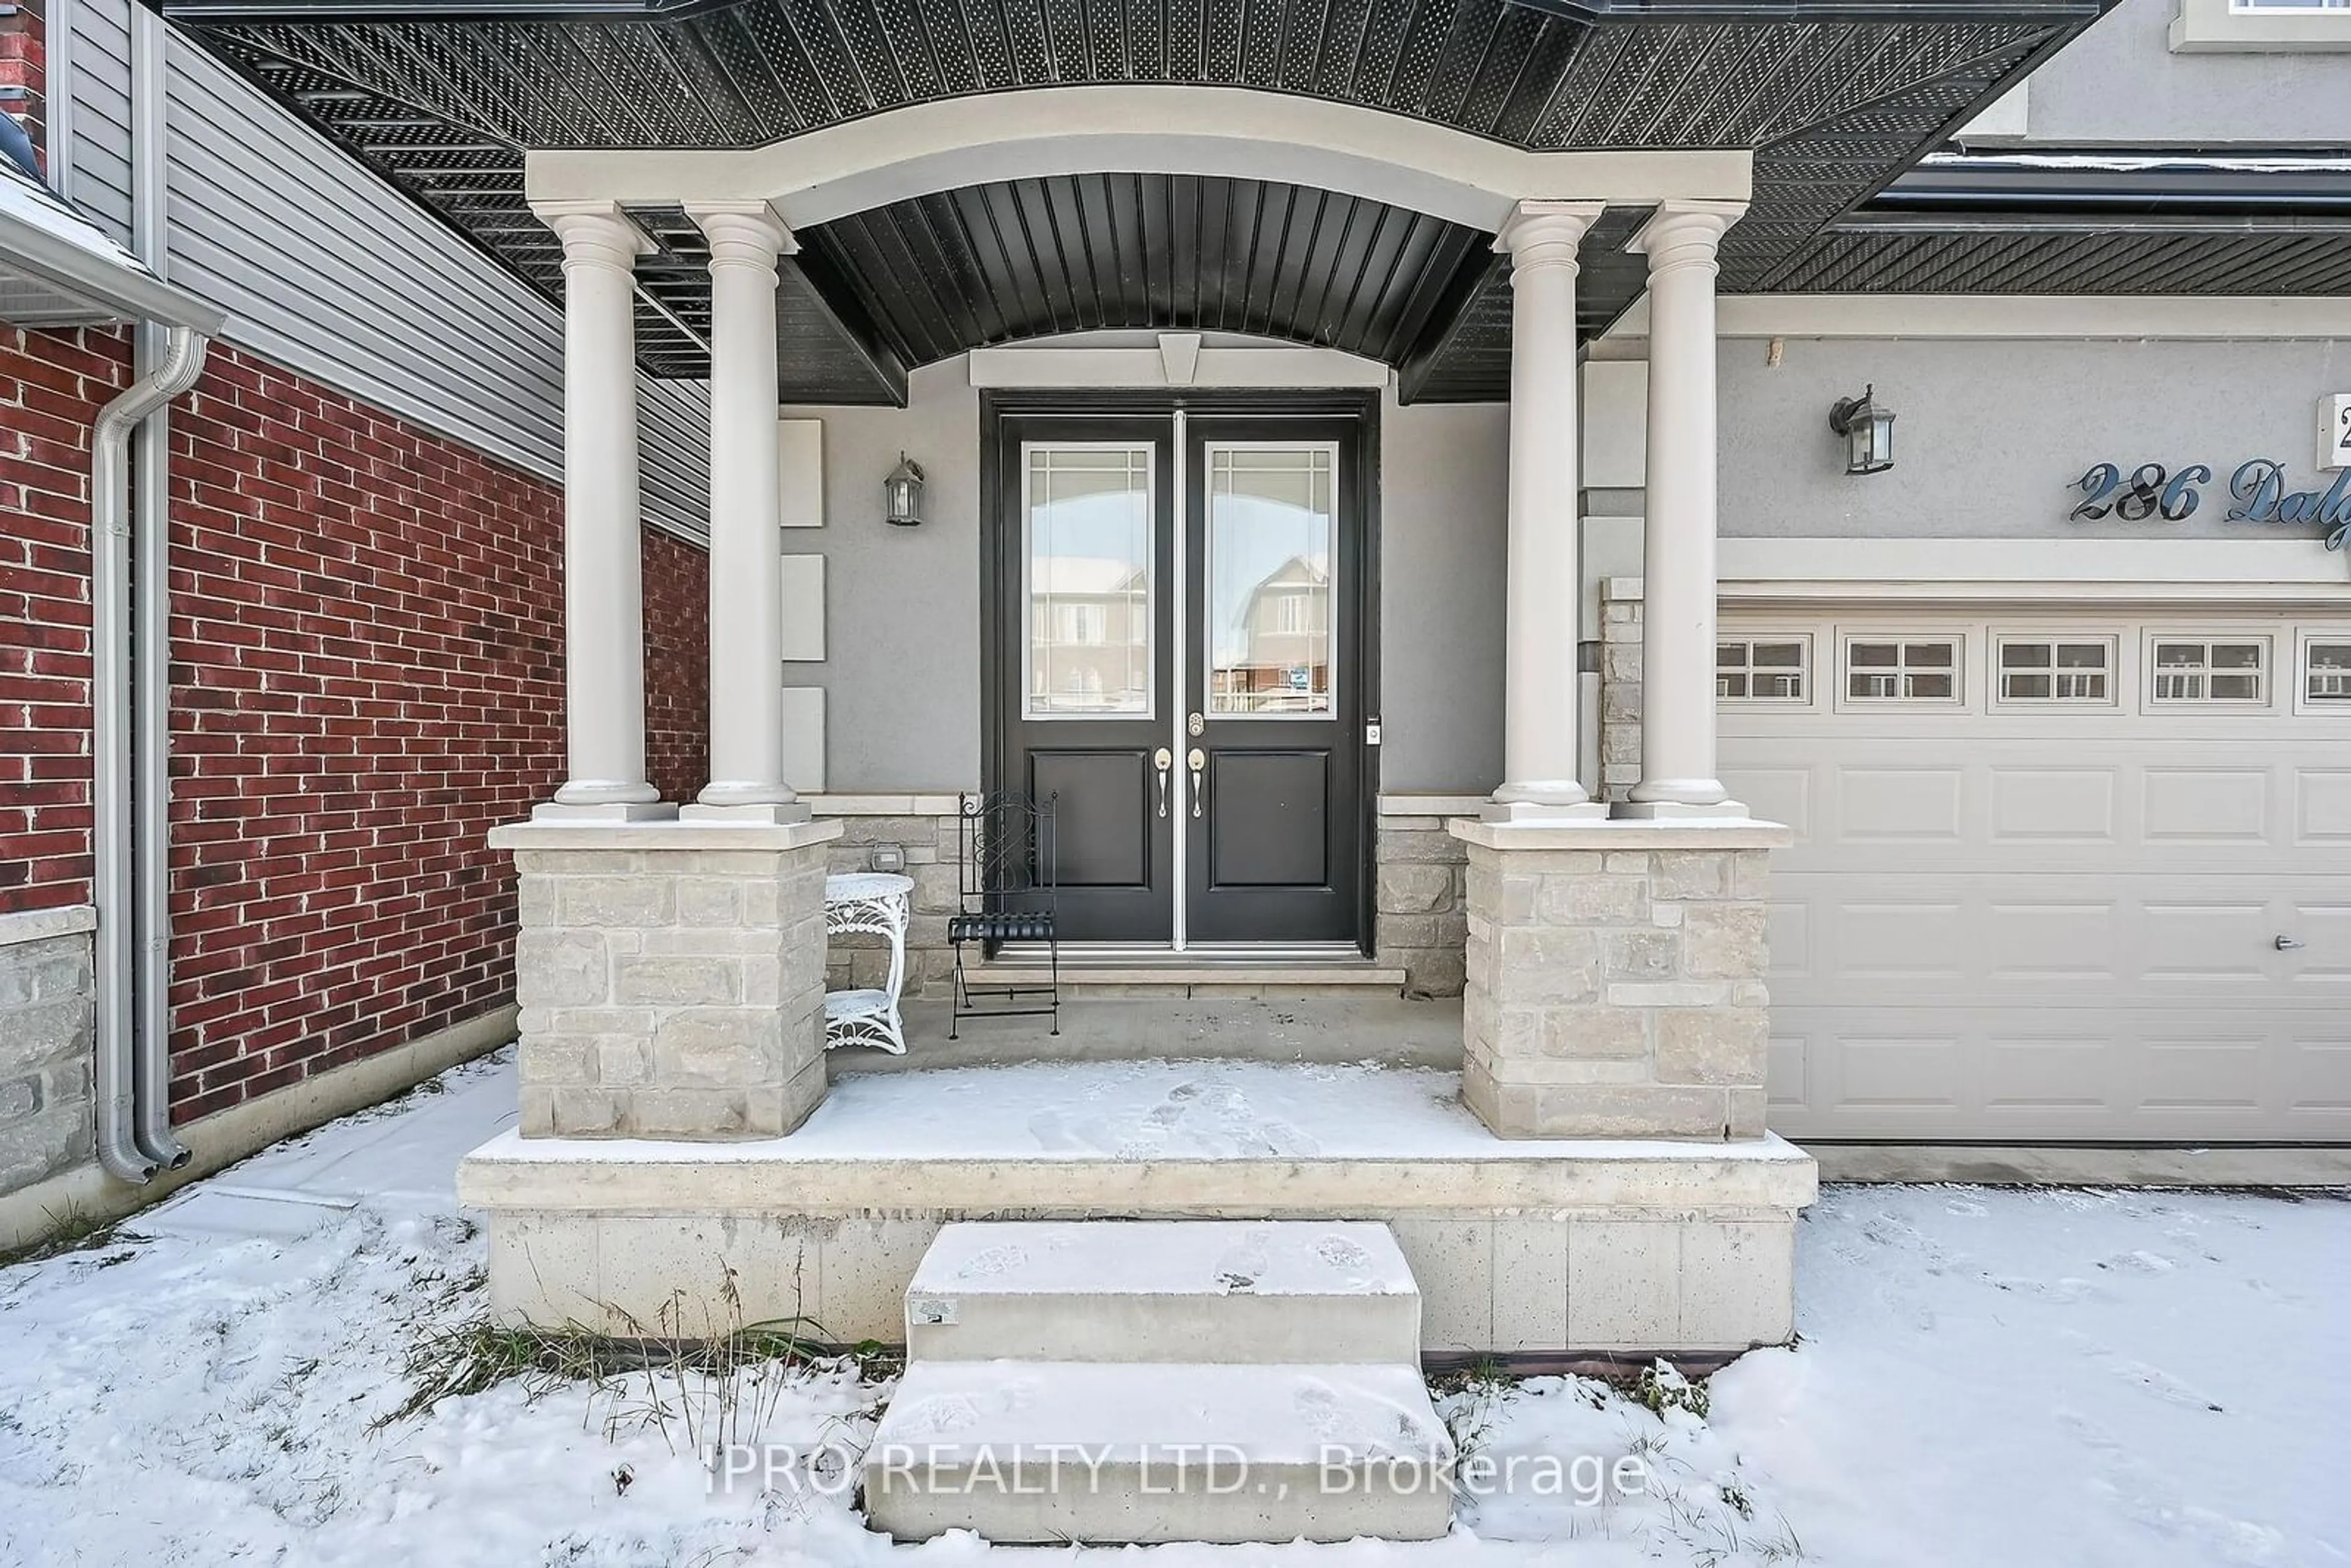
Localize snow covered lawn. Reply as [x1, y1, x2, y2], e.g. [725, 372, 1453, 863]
[2, 1051, 2345, 1567]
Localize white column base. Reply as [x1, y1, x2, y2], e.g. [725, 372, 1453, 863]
[1481, 798, 1610, 825]
[680, 801, 814, 825]
[1613, 798, 1752, 822]
[532, 800, 681, 823]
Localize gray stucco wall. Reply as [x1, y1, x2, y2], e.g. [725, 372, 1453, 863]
[2007, 0, 2351, 146]
[784, 364, 984, 790]
[1719, 336, 2351, 539]
[784, 363, 1510, 794]
[1380, 391, 1507, 792]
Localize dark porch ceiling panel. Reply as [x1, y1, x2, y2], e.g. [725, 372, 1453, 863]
[803, 174, 1493, 372]
[1771, 222, 2351, 297]
[157, 0, 2110, 400]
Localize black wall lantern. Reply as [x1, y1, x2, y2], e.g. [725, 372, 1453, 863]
[1828, 385, 1895, 476]
[883, 451, 926, 527]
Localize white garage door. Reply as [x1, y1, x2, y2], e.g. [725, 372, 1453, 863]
[1719, 612, 2351, 1144]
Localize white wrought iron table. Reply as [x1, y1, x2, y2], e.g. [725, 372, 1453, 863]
[823, 871, 915, 1053]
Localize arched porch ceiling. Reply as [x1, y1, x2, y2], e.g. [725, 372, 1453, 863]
[625, 173, 1649, 402]
[159, 0, 2111, 401]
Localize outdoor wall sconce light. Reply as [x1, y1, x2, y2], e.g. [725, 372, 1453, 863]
[883, 451, 926, 527]
[1828, 385, 1896, 475]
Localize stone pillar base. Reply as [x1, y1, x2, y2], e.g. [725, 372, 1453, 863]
[1450, 817, 1793, 1141]
[489, 818, 846, 1140]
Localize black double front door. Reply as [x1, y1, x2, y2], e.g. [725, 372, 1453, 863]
[988, 400, 1371, 948]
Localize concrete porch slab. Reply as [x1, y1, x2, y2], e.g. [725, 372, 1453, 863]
[459, 1060, 1815, 1357]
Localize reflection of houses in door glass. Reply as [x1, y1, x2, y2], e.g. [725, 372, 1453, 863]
[1209, 447, 1337, 715]
[1026, 447, 1153, 716]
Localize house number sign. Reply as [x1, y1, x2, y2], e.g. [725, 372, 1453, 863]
[2068, 459, 2351, 549]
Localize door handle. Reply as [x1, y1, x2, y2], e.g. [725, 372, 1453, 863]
[1188, 748, 1205, 819]
[1153, 748, 1172, 818]
[2276, 934, 2305, 951]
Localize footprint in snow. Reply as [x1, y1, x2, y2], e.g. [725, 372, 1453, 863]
[895, 1394, 982, 1437]
[1314, 1234, 1374, 1272]
[954, 1244, 1029, 1280]
[2094, 1249, 2177, 1275]
[1292, 1381, 1346, 1439]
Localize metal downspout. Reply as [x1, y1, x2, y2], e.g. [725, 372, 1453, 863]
[90, 324, 209, 1183]
[127, 4, 189, 1172]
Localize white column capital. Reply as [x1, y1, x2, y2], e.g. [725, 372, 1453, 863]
[687, 201, 797, 266]
[1627, 199, 1745, 272]
[1494, 199, 1607, 273]
[535, 199, 658, 272]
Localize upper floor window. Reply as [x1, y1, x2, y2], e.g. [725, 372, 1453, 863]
[1058, 603, 1108, 645]
[2172, 0, 2351, 51]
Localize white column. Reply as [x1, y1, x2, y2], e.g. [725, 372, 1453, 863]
[1623, 200, 1747, 819]
[683, 202, 807, 822]
[537, 201, 668, 820]
[1487, 200, 1608, 824]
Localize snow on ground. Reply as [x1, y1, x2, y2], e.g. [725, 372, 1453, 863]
[2, 1052, 2346, 1567]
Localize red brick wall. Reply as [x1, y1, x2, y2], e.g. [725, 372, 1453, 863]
[163, 343, 575, 1118]
[1, 0, 44, 167]
[643, 527, 708, 805]
[0, 325, 127, 915]
[2, 323, 713, 1123]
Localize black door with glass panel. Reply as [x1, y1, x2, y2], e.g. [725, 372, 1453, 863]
[986, 400, 1368, 948]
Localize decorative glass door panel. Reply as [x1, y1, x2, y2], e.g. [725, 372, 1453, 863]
[1205, 444, 1338, 718]
[1024, 444, 1155, 718]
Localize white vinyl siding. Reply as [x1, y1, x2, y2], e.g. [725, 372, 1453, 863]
[60, 0, 133, 242]
[56, 0, 710, 539]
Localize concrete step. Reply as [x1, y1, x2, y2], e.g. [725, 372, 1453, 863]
[904, 1220, 1420, 1364]
[863, 1359, 1455, 1545]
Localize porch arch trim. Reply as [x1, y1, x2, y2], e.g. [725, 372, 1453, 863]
[527, 86, 1753, 232]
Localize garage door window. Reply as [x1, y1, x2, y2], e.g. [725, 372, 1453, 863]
[2150, 638, 2267, 705]
[1844, 637, 1961, 703]
[1996, 637, 2114, 705]
[1719, 637, 1809, 702]
[2306, 641, 2351, 704]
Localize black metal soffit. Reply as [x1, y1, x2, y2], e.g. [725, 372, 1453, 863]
[810, 174, 1494, 374]
[156, 0, 2105, 400]
[1760, 152, 2351, 295]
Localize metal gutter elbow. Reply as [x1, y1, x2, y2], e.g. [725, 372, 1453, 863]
[90, 323, 210, 1184]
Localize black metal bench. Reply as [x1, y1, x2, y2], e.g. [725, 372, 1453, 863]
[948, 790, 1059, 1038]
